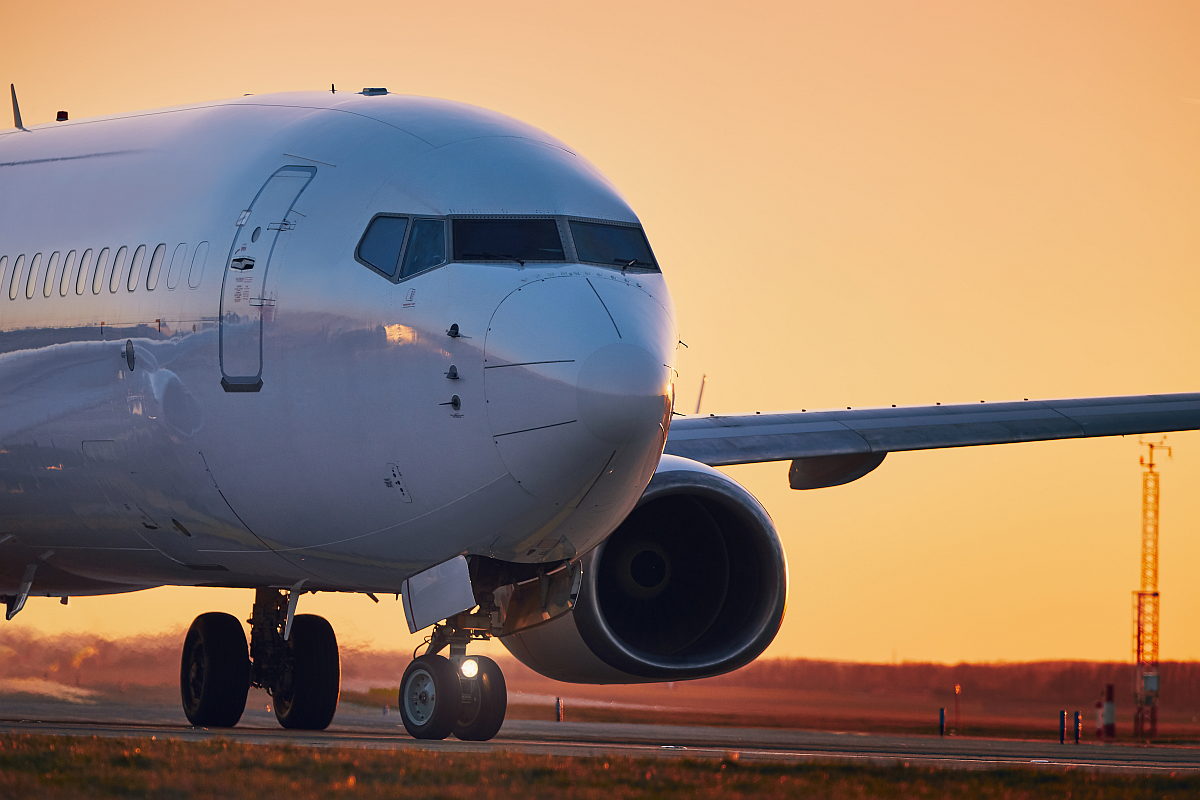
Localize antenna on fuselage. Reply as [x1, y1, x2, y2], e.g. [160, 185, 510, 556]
[10, 84, 27, 131]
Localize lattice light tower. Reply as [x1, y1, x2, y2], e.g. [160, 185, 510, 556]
[1133, 439, 1169, 739]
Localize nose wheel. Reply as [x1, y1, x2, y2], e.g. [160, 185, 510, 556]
[452, 656, 507, 741]
[398, 615, 508, 741]
[399, 655, 459, 739]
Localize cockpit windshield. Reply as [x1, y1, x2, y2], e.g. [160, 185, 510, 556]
[569, 220, 658, 271]
[452, 219, 565, 264]
[355, 214, 661, 282]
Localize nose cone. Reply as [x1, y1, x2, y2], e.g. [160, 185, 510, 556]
[483, 276, 673, 502]
[577, 342, 669, 445]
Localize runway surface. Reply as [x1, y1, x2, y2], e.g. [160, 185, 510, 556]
[2, 694, 1198, 774]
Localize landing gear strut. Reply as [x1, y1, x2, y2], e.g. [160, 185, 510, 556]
[398, 610, 507, 741]
[179, 589, 340, 730]
[249, 588, 340, 730]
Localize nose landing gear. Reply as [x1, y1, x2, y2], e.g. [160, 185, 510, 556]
[398, 611, 508, 741]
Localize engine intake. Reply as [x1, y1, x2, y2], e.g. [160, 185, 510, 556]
[500, 455, 787, 683]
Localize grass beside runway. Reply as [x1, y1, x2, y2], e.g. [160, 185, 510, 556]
[2, 734, 1199, 799]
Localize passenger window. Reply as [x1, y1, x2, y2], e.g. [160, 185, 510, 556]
[127, 245, 146, 291]
[59, 250, 77, 297]
[188, 241, 209, 288]
[146, 243, 166, 290]
[109, 246, 128, 293]
[8, 255, 24, 301]
[92, 248, 111, 295]
[400, 219, 447, 278]
[43, 251, 61, 298]
[0, 257, 8, 299]
[76, 249, 94, 295]
[166, 243, 188, 289]
[357, 215, 409, 278]
[25, 253, 43, 300]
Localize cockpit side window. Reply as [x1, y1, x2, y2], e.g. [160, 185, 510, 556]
[356, 215, 410, 278]
[400, 219, 447, 279]
[452, 218, 565, 263]
[569, 220, 659, 272]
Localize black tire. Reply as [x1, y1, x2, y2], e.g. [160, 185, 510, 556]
[453, 656, 507, 741]
[399, 654, 458, 740]
[273, 614, 340, 730]
[180, 612, 250, 727]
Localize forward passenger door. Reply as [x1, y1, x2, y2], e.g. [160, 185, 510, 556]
[219, 166, 316, 392]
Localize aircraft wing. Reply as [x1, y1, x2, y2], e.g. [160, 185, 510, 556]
[664, 393, 1200, 488]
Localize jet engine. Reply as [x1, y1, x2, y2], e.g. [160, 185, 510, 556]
[499, 455, 787, 683]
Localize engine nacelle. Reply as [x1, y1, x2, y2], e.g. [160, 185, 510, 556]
[500, 455, 787, 683]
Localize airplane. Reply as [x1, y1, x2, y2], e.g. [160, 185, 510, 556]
[2, 86, 1197, 741]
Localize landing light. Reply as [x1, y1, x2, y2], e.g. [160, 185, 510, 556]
[460, 658, 479, 679]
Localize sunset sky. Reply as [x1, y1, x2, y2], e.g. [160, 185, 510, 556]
[4, 1, 1200, 665]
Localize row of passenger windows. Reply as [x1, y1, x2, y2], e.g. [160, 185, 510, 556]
[1, 242, 210, 302]
[355, 215, 659, 282]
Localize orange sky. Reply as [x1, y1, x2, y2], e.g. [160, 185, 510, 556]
[4, 1, 1200, 665]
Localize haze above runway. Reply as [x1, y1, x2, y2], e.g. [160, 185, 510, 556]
[2, 694, 1197, 774]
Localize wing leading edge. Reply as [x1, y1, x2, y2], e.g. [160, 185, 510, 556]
[664, 393, 1200, 488]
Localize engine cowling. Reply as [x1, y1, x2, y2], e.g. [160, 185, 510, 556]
[499, 455, 788, 683]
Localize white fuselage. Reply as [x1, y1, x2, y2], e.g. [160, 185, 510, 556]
[0, 92, 677, 597]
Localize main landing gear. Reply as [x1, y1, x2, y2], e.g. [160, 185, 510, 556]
[180, 588, 340, 730]
[399, 610, 508, 741]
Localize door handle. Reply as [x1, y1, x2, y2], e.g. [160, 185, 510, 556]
[231, 257, 255, 271]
